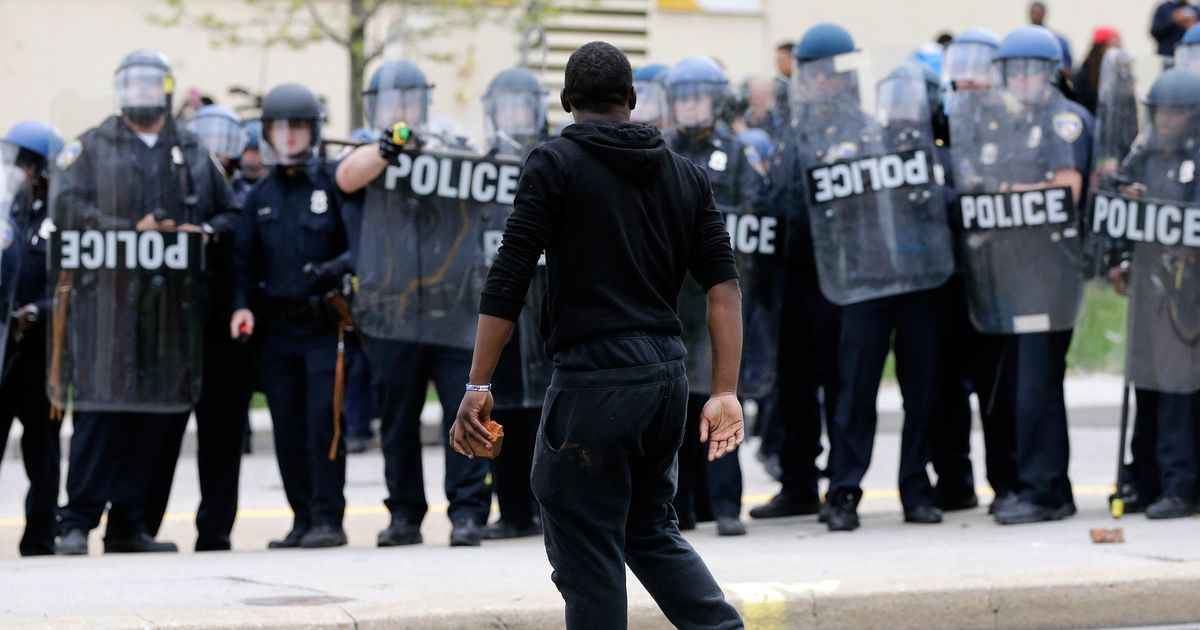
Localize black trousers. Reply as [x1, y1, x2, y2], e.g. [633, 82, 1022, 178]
[0, 331, 60, 555]
[1126, 388, 1162, 500]
[532, 333, 742, 630]
[827, 289, 941, 509]
[767, 265, 840, 503]
[259, 328, 346, 531]
[342, 338, 376, 439]
[1005, 330, 1074, 507]
[60, 410, 188, 540]
[932, 274, 1019, 498]
[367, 338, 489, 525]
[674, 393, 743, 521]
[1143, 390, 1199, 500]
[490, 406, 540, 525]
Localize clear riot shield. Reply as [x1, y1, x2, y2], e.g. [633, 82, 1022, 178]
[45, 106, 206, 413]
[0, 143, 28, 374]
[1091, 76, 1200, 393]
[802, 58, 955, 306]
[355, 147, 514, 351]
[948, 64, 1087, 334]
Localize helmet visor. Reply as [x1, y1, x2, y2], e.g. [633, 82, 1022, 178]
[877, 75, 930, 125]
[632, 80, 667, 124]
[365, 87, 429, 132]
[485, 91, 544, 142]
[260, 119, 315, 166]
[666, 81, 722, 130]
[189, 116, 247, 159]
[943, 41, 996, 88]
[995, 58, 1056, 103]
[1177, 44, 1200, 74]
[115, 66, 169, 110]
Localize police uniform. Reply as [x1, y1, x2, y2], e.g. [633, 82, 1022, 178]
[0, 185, 60, 556]
[233, 160, 351, 541]
[668, 127, 762, 528]
[54, 115, 228, 551]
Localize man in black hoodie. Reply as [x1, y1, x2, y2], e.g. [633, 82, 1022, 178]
[451, 42, 745, 630]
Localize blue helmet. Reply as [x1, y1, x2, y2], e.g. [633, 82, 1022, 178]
[1184, 23, 1200, 46]
[243, 119, 261, 151]
[664, 57, 727, 132]
[737, 127, 773, 161]
[943, 28, 1000, 87]
[955, 27, 1001, 49]
[996, 26, 1062, 62]
[4, 120, 65, 162]
[793, 23, 856, 62]
[633, 63, 669, 83]
[365, 59, 433, 130]
[1146, 67, 1200, 107]
[189, 105, 246, 159]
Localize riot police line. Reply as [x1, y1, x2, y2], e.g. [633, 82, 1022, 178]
[1, 20, 1199, 558]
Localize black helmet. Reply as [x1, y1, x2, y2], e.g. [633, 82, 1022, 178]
[114, 49, 173, 127]
[260, 83, 322, 164]
[365, 60, 434, 130]
[483, 68, 546, 153]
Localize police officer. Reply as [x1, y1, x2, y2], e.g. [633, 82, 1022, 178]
[0, 121, 63, 556]
[234, 120, 266, 208]
[1108, 68, 1200, 519]
[179, 103, 253, 551]
[750, 23, 854, 523]
[55, 50, 231, 555]
[631, 63, 669, 128]
[964, 27, 1092, 525]
[231, 82, 353, 549]
[932, 27, 1014, 513]
[335, 59, 489, 547]
[662, 56, 763, 536]
[480, 66, 551, 540]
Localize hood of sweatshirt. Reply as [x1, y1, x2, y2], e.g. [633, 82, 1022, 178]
[561, 120, 668, 180]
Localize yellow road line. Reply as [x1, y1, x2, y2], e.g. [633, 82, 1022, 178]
[0, 486, 1118, 529]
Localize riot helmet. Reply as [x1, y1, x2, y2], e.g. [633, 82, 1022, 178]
[114, 49, 173, 128]
[994, 26, 1062, 104]
[188, 105, 246, 160]
[482, 67, 547, 154]
[632, 63, 669, 125]
[3, 120, 64, 177]
[1145, 67, 1200, 150]
[877, 62, 935, 135]
[1177, 23, 1200, 73]
[942, 28, 1000, 89]
[790, 23, 860, 113]
[364, 60, 433, 132]
[259, 83, 321, 165]
[665, 57, 726, 134]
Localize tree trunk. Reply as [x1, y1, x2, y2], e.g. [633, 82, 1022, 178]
[347, 0, 367, 131]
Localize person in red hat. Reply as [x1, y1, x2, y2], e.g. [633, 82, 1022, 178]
[1073, 26, 1123, 115]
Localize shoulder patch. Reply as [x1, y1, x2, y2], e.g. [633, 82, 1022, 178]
[1052, 112, 1083, 143]
[56, 140, 83, 170]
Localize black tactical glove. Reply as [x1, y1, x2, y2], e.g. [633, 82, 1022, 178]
[378, 123, 420, 161]
[304, 255, 354, 294]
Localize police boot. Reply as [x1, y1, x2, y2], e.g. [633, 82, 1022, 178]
[826, 489, 861, 532]
[1146, 496, 1197, 520]
[103, 532, 179, 553]
[903, 504, 944, 524]
[748, 493, 821, 519]
[449, 519, 482, 547]
[716, 516, 747, 536]
[993, 498, 1075, 525]
[378, 519, 423, 547]
[267, 528, 308, 549]
[481, 518, 542, 540]
[55, 529, 89, 556]
[934, 488, 980, 512]
[299, 525, 348, 549]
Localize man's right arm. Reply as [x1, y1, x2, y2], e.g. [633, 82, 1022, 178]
[335, 144, 389, 194]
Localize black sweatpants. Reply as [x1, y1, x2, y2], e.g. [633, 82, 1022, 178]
[531, 333, 743, 630]
[674, 393, 743, 521]
[367, 338, 489, 526]
[490, 406, 541, 526]
[0, 330, 60, 555]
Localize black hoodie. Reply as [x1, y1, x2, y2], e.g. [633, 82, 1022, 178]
[481, 120, 738, 357]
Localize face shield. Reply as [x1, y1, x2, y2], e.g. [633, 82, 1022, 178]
[189, 116, 247, 160]
[115, 66, 170, 127]
[877, 75, 931, 125]
[0, 142, 26, 248]
[260, 119, 315, 166]
[365, 87, 429, 133]
[942, 42, 996, 89]
[790, 56, 860, 115]
[1177, 43, 1200, 74]
[484, 90, 544, 153]
[667, 81, 721, 131]
[1148, 103, 1200, 150]
[995, 57, 1056, 104]
[632, 80, 667, 124]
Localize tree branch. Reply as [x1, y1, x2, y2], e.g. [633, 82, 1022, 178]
[303, 0, 350, 46]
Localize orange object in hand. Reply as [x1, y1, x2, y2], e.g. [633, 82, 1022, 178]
[453, 419, 505, 460]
